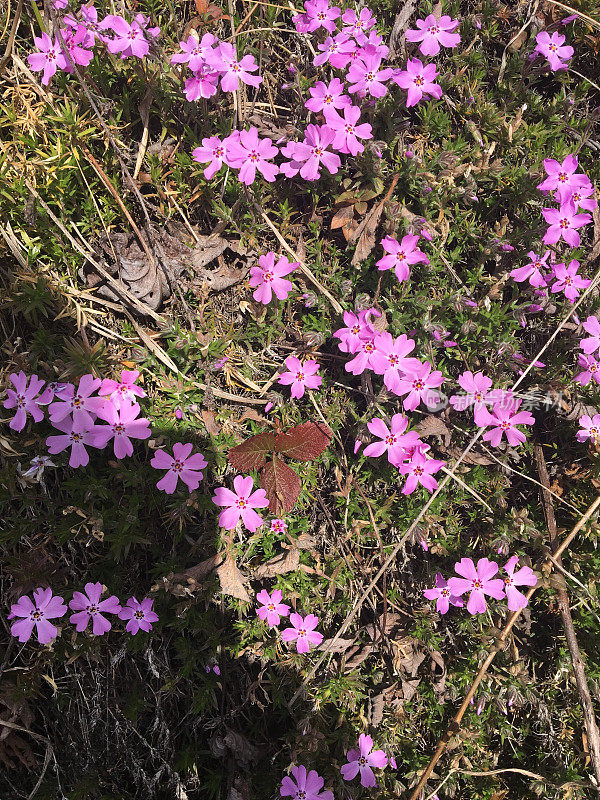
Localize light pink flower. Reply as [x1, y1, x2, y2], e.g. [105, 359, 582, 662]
[503, 556, 537, 611]
[91, 400, 151, 458]
[305, 78, 351, 113]
[575, 353, 600, 386]
[370, 333, 420, 394]
[393, 58, 443, 107]
[256, 589, 290, 627]
[3, 372, 52, 431]
[376, 234, 429, 282]
[542, 202, 592, 247]
[477, 397, 535, 447]
[312, 33, 355, 69]
[424, 572, 464, 614]
[341, 733, 388, 788]
[271, 518, 288, 533]
[171, 32, 216, 71]
[278, 357, 322, 399]
[118, 597, 158, 635]
[100, 14, 158, 59]
[69, 582, 121, 635]
[534, 31, 574, 71]
[549, 259, 591, 303]
[363, 414, 422, 466]
[99, 369, 145, 409]
[193, 135, 231, 179]
[341, 7, 376, 39]
[405, 14, 460, 56]
[346, 47, 394, 98]
[227, 127, 279, 185]
[27, 33, 68, 85]
[395, 361, 445, 411]
[9, 588, 67, 644]
[324, 105, 372, 156]
[537, 154, 590, 194]
[576, 414, 600, 444]
[151, 443, 207, 493]
[399, 452, 445, 494]
[303, 0, 341, 33]
[212, 475, 269, 532]
[449, 371, 503, 424]
[580, 315, 600, 355]
[207, 42, 262, 91]
[280, 125, 341, 181]
[280, 765, 333, 800]
[46, 417, 99, 468]
[249, 252, 298, 304]
[281, 612, 323, 653]
[447, 557, 506, 615]
[510, 250, 550, 288]
[48, 373, 105, 430]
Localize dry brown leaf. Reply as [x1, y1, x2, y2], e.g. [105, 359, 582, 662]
[217, 553, 251, 602]
[401, 677, 421, 703]
[416, 415, 451, 446]
[201, 408, 221, 436]
[350, 201, 385, 265]
[253, 547, 300, 579]
[318, 636, 356, 653]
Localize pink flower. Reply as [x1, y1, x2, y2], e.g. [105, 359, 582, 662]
[280, 765, 333, 800]
[333, 308, 380, 354]
[345, 335, 380, 375]
[99, 369, 145, 409]
[534, 31, 574, 71]
[399, 452, 445, 494]
[424, 572, 464, 614]
[207, 42, 262, 91]
[510, 250, 550, 288]
[3, 372, 52, 432]
[69, 582, 121, 635]
[558, 183, 598, 212]
[79, 5, 105, 42]
[576, 414, 600, 444]
[271, 518, 288, 533]
[46, 418, 99, 468]
[278, 356, 322, 399]
[91, 400, 151, 458]
[449, 371, 502, 423]
[575, 353, 600, 386]
[256, 589, 290, 627]
[151, 443, 207, 493]
[280, 125, 341, 181]
[393, 58, 443, 107]
[27, 33, 68, 85]
[363, 414, 422, 466]
[60, 25, 95, 72]
[9, 588, 68, 644]
[370, 333, 420, 394]
[212, 475, 269, 532]
[341, 733, 388, 788]
[48, 373, 106, 430]
[538, 154, 590, 194]
[405, 14, 461, 56]
[376, 234, 429, 282]
[395, 360, 445, 411]
[305, 78, 351, 113]
[184, 65, 220, 100]
[542, 202, 591, 248]
[249, 252, 298, 304]
[313, 33, 355, 69]
[503, 556, 537, 611]
[478, 397, 535, 447]
[549, 259, 591, 303]
[341, 7, 376, 39]
[171, 33, 217, 71]
[447, 557, 506, 615]
[324, 105, 372, 156]
[226, 127, 279, 185]
[303, 0, 341, 33]
[193, 135, 231, 179]
[580, 315, 600, 355]
[346, 47, 394, 98]
[100, 15, 157, 59]
[281, 612, 323, 653]
[118, 597, 159, 635]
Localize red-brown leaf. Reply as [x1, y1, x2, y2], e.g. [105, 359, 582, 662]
[260, 455, 301, 514]
[275, 421, 332, 462]
[228, 432, 276, 471]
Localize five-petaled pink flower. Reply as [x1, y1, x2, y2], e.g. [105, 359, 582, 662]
[542, 202, 592, 247]
[376, 234, 429, 282]
[212, 475, 269, 532]
[333, 308, 380, 354]
[447, 557, 506, 615]
[3, 372, 52, 432]
[249, 252, 298, 304]
[60, 25, 95, 72]
[171, 32, 216, 71]
[405, 14, 461, 56]
[576, 414, 600, 444]
[227, 127, 279, 185]
[184, 65, 220, 100]
[278, 356, 322, 399]
[303, 0, 341, 33]
[324, 105, 373, 156]
[341, 733, 388, 788]
[534, 31, 574, 71]
[370, 333, 420, 394]
[341, 7, 376, 39]
[478, 397, 535, 447]
[449, 371, 499, 424]
[281, 612, 323, 653]
[27, 33, 68, 85]
[510, 250, 550, 288]
[193, 135, 231, 179]
[363, 414, 422, 466]
[151, 443, 208, 493]
[503, 556, 537, 611]
[9, 588, 67, 644]
[305, 78, 351, 113]
[99, 369, 146, 409]
[395, 360, 445, 411]
[69, 582, 122, 635]
[280, 125, 341, 181]
[48, 373, 106, 430]
[118, 597, 159, 635]
[91, 400, 151, 458]
[256, 589, 290, 628]
[46, 418, 99, 468]
[399, 452, 445, 494]
[207, 42, 262, 92]
[313, 33, 355, 69]
[580, 315, 600, 355]
[393, 58, 443, 107]
[280, 765, 333, 800]
[537, 154, 590, 194]
[346, 46, 394, 98]
[549, 259, 591, 303]
[575, 353, 600, 386]
[424, 572, 464, 614]
[100, 14, 158, 60]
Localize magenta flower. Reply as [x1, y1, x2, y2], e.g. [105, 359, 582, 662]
[478, 397, 535, 447]
[46, 418, 99, 468]
[534, 31, 573, 71]
[207, 42, 262, 91]
[91, 400, 151, 458]
[69, 582, 121, 635]
[538, 154, 590, 194]
[60, 25, 95, 72]
[48, 373, 106, 430]
[558, 182, 598, 212]
[399, 452, 445, 494]
[118, 597, 158, 635]
[27, 33, 68, 86]
[341, 733, 388, 788]
[341, 7, 376, 39]
[151, 443, 207, 493]
[280, 766, 333, 800]
[249, 252, 298, 304]
[256, 589, 290, 627]
[212, 475, 269, 532]
[184, 65, 220, 100]
[363, 414, 422, 466]
[376, 234, 429, 282]
[281, 612, 323, 653]
[324, 105, 373, 156]
[303, 0, 341, 33]
[333, 308, 380, 354]
[227, 127, 279, 185]
[370, 333, 420, 393]
[171, 33, 217, 71]
[9, 588, 67, 644]
[424, 572, 464, 614]
[575, 353, 600, 386]
[3, 372, 52, 432]
[345, 336, 380, 375]
[542, 202, 591, 248]
[510, 250, 550, 288]
[313, 33, 355, 69]
[270, 518, 288, 533]
[280, 125, 341, 181]
[503, 557, 537, 611]
[305, 78, 351, 113]
[278, 356, 322, 399]
[395, 360, 445, 411]
[405, 14, 460, 56]
[550, 259, 591, 303]
[193, 135, 232, 179]
[447, 557, 506, 615]
[100, 15, 156, 59]
[576, 414, 600, 444]
[580, 315, 600, 355]
[79, 5, 106, 42]
[346, 47, 394, 98]
[393, 58, 443, 107]
[99, 369, 145, 409]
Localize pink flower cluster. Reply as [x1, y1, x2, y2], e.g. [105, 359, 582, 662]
[576, 315, 600, 387]
[256, 590, 323, 654]
[171, 35, 261, 100]
[8, 583, 158, 644]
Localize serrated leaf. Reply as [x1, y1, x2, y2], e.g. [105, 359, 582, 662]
[228, 432, 276, 471]
[274, 421, 332, 462]
[260, 455, 301, 514]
